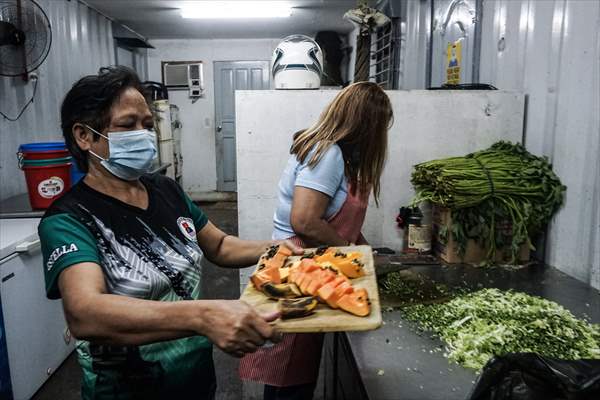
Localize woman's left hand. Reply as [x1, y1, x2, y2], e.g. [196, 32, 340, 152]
[277, 239, 304, 255]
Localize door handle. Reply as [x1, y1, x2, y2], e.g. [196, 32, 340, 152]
[15, 239, 41, 254]
[217, 125, 222, 132]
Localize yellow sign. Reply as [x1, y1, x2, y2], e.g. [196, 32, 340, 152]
[446, 41, 462, 85]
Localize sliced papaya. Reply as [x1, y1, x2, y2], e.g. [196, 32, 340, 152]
[314, 250, 365, 279]
[299, 259, 320, 271]
[286, 260, 302, 269]
[325, 281, 354, 309]
[337, 288, 370, 317]
[314, 253, 335, 264]
[263, 245, 279, 260]
[334, 258, 365, 278]
[250, 267, 281, 290]
[262, 246, 293, 270]
[298, 272, 314, 295]
[265, 253, 286, 270]
[295, 266, 325, 294]
[316, 276, 347, 303]
[315, 248, 356, 263]
[277, 245, 293, 257]
[288, 266, 302, 284]
[315, 261, 340, 276]
[250, 271, 269, 290]
[287, 260, 305, 283]
[305, 270, 337, 296]
[290, 270, 308, 288]
[279, 267, 291, 283]
[263, 259, 279, 270]
[295, 269, 315, 293]
[299, 264, 321, 279]
[314, 248, 341, 262]
[259, 265, 281, 284]
[314, 246, 331, 256]
[345, 252, 362, 260]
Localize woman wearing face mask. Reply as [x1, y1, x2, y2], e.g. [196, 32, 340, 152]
[239, 82, 393, 400]
[37, 66, 300, 400]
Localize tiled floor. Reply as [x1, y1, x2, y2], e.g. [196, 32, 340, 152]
[32, 201, 243, 400]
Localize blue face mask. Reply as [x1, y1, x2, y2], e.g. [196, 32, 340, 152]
[85, 125, 157, 181]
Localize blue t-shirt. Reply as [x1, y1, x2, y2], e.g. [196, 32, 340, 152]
[273, 144, 348, 240]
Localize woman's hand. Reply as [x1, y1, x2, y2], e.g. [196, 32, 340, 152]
[276, 239, 304, 255]
[196, 300, 282, 357]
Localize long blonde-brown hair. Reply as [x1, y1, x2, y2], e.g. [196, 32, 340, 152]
[290, 81, 393, 205]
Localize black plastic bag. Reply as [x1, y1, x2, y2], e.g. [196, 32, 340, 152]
[468, 353, 600, 400]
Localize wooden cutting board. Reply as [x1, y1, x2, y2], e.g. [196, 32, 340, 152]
[240, 245, 382, 333]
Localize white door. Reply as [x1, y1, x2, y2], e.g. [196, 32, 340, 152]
[214, 61, 270, 192]
[0, 247, 74, 400]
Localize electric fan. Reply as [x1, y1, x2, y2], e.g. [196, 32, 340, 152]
[0, 0, 51, 77]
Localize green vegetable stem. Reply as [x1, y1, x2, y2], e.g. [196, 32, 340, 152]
[411, 141, 566, 264]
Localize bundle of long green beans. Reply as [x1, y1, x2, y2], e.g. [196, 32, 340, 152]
[411, 141, 566, 263]
[401, 288, 600, 370]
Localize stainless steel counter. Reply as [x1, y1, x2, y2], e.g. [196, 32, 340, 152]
[326, 263, 600, 400]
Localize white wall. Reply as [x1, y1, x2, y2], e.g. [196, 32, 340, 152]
[146, 39, 280, 193]
[236, 90, 524, 288]
[479, 0, 600, 290]
[0, 0, 115, 201]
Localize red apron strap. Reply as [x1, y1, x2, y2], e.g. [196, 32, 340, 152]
[326, 183, 370, 244]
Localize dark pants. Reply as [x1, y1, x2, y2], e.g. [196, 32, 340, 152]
[88, 344, 216, 400]
[263, 382, 317, 400]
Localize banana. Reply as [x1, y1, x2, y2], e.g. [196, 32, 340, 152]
[279, 296, 318, 320]
[262, 282, 303, 299]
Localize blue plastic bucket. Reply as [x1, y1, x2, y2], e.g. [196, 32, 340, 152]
[18, 142, 67, 152]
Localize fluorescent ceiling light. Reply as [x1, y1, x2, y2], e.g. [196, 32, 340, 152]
[181, 1, 293, 19]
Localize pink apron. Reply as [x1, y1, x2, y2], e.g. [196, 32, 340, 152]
[238, 185, 369, 386]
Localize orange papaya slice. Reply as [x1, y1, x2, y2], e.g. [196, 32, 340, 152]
[263, 265, 281, 282]
[334, 258, 365, 279]
[305, 270, 337, 296]
[250, 267, 281, 290]
[337, 288, 370, 317]
[316, 276, 347, 303]
[298, 272, 314, 295]
[325, 281, 354, 309]
[279, 267, 291, 283]
[299, 259, 319, 271]
[277, 245, 293, 257]
[250, 271, 269, 290]
[265, 253, 286, 270]
[288, 266, 302, 284]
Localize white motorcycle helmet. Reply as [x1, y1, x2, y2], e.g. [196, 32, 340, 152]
[272, 35, 323, 89]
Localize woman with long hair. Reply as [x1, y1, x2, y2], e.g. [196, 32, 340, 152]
[239, 81, 393, 399]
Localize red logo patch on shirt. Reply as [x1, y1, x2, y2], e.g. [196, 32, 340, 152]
[177, 217, 197, 242]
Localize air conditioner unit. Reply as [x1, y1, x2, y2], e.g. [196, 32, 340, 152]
[187, 63, 203, 98]
[162, 61, 204, 97]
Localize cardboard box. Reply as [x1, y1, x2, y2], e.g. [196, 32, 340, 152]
[432, 206, 530, 264]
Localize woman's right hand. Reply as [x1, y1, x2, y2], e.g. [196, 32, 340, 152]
[198, 300, 281, 357]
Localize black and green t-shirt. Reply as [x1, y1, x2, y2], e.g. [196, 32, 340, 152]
[38, 174, 215, 399]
